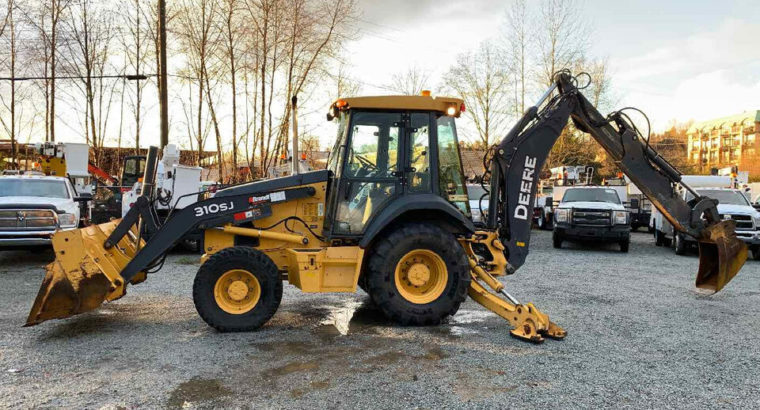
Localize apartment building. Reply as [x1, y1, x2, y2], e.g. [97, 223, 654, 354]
[686, 111, 760, 173]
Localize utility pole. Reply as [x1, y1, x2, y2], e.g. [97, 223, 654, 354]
[158, 0, 169, 149]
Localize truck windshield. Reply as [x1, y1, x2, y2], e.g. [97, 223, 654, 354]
[562, 188, 620, 204]
[696, 189, 750, 206]
[0, 179, 70, 199]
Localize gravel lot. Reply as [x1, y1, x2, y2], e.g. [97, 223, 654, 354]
[1, 230, 759, 409]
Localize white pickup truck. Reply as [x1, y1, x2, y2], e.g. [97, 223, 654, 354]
[0, 175, 86, 249]
[652, 186, 760, 259]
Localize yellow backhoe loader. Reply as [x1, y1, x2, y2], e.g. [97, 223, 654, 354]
[26, 72, 747, 343]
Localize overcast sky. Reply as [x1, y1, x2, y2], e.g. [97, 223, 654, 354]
[347, 0, 760, 132]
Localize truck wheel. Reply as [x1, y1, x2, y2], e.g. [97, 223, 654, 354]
[752, 246, 760, 261]
[553, 233, 563, 249]
[365, 223, 469, 326]
[619, 239, 630, 253]
[654, 230, 664, 247]
[674, 233, 687, 255]
[193, 246, 282, 332]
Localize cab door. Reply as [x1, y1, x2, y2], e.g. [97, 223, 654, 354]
[332, 111, 404, 235]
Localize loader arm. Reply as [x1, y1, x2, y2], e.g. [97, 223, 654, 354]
[25, 147, 321, 326]
[486, 71, 747, 292]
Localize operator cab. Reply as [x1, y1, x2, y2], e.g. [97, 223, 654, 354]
[324, 95, 470, 238]
[120, 155, 147, 192]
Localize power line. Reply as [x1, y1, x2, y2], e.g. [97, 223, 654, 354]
[0, 73, 154, 81]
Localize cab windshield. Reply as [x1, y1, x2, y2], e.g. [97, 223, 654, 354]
[694, 189, 750, 206]
[0, 179, 70, 199]
[562, 188, 621, 204]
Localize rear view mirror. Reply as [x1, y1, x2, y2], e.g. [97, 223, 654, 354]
[630, 198, 640, 209]
[545, 197, 554, 208]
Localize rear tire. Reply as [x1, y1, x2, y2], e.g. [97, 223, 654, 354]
[193, 246, 282, 332]
[553, 233, 563, 249]
[674, 233, 687, 255]
[365, 223, 469, 326]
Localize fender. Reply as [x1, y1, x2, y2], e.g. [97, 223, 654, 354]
[359, 193, 475, 248]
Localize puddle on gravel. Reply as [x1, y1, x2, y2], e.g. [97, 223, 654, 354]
[289, 380, 330, 398]
[166, 377, 230, 409]
[262, 359, 321, 379]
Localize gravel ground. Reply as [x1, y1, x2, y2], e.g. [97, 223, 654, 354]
[1, 230, 759, 409]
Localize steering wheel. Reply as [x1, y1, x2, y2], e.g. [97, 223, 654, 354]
[355, 154, 378, 171]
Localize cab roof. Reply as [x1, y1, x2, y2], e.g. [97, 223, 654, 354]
[331, 95, 464, 117]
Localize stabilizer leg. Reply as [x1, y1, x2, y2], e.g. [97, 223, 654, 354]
[467, 257, 566, 343]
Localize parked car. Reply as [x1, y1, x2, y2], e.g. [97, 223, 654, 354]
[552, 186, 631, 252]
[466, 184, 488, 224]
[654, 187, 760, 259]
[0, 175, 87, 249]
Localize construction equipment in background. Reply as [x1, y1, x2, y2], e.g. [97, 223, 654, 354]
[26, 72, 747, 344]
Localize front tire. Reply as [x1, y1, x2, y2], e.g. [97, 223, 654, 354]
[365, 223, 469, 326]
[752, 246, 760, 261]
[193, 246, 282, 332]
[553, 233, 563, 249]
[619, 238, 630, 253]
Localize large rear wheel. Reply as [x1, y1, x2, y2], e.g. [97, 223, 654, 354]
[365, 223, 469, 325]
[193, 246, 282, 332]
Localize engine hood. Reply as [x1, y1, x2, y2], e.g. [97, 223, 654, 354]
[0, 196, 77, 214]
[717, 203, 760, 217]
[557, 201, 624, 211]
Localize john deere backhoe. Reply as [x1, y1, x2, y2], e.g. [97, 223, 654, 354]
[26, 72, 747, 343]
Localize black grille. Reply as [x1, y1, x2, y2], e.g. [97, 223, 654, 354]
[0, 209, 58, 231]
[571, 209, 611, 226]
[719, 214, 754, 230]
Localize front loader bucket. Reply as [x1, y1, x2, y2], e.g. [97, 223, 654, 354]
[695, 220, 748, 293]
[25, 220, 142, 326]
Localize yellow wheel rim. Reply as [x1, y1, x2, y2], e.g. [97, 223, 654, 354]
[394, 249, 448, 304]
[214, 269, 261, 314]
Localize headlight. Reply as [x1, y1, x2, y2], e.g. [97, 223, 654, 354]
[58, 213, 77, 227]
[555, 209, 569, 223]
[613, 211, 627, 225]
[754, 215, 760, 229]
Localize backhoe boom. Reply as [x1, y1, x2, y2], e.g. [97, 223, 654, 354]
[486, 72, 747, 292]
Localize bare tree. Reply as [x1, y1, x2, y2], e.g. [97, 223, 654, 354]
[387, 65, 431, 95]
[501, 0, 530, 116]
[329, 61, 360, 100]
[62, 0, 117, 164]
[177, 0, 220, 169]
[444, 41, 512, 148]
[0, 0, 20, 167]
[219, 0, 244, 181]
[535, 0, 589, 86]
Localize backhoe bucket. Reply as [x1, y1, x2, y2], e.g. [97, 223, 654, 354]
[695, 220, 747, 293]
[25, 220, 143, 326]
